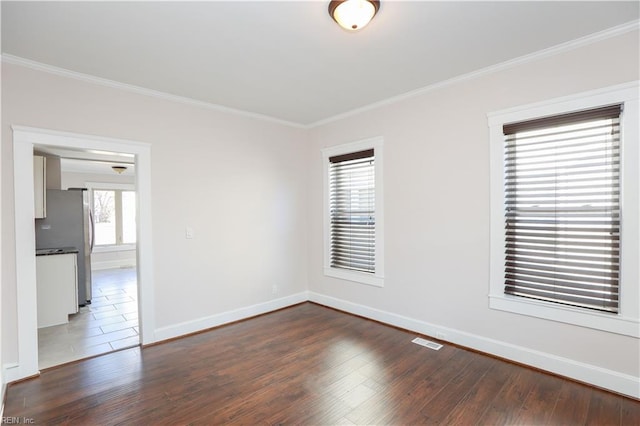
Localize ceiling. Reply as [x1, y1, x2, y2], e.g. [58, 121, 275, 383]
[2, 1, 639, 127]
[60, 158, 136, 176]
[34, 145, 136, 175]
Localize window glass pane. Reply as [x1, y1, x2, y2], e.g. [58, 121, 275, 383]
[93, 190, 116, 245]
[329, 153, 375, 273]
[503, 111, 620, 313]
[122, 191, 137, 244]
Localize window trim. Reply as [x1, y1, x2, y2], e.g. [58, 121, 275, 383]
[488, 82, 639, 337]
[86, 182, 136, 250]
[502, 105, 621, 313]
[322, 137, 384, 287]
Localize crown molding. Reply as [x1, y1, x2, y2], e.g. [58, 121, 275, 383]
[309, 20, 640, 128]
[2, 19, 638, 130]
[1, 54, 306, 129]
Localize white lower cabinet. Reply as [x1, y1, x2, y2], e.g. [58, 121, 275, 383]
[36, 253, 79, 328]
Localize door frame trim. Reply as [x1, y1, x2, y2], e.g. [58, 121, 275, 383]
[11, 126, 155, 380]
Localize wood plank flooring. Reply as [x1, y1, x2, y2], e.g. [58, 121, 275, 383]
[4, 303, 639, 425]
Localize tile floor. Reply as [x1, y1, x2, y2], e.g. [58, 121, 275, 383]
[38, 267, 140, 370]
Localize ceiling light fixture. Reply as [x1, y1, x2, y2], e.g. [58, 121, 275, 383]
[328, 0, 380, 31]
[112, 165, 127, 174]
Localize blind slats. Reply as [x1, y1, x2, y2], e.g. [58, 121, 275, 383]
[505, 278, 619, 298]
[506, 255, 618, 269]
[503, 106, 621, 313]
[507, 243, 619, 257]
[329, 151, 375, 274]
[505, 264, 618, 282]
[503, 104, 622, 134]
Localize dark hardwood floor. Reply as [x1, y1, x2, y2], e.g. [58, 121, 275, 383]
[3, 303, 639, 425]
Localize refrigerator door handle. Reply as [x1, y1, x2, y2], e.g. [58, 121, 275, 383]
[89, 209, 95, 252]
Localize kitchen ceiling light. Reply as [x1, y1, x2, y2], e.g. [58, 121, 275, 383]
[112, 165, 127, 174]
[329, 0, 380, 31]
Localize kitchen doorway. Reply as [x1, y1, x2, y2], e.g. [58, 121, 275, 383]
[36, 159, 140, 369]
[11, 127, 154, 382]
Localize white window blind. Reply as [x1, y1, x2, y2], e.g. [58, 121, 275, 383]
[329, 149, 375, 274]
[503, 105, 621, 313]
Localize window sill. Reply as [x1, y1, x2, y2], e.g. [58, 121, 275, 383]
[93, 244, 136, 253]
[489, 293, 639, 338]
[324, 267, 384, 288]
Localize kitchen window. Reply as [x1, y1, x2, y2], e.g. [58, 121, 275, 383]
[90, 185, 136, 247]
[322, 137, 384, 287]
[488, 82, 639, 337]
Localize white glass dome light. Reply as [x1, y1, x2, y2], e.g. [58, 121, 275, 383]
[329, 0, 380, 31]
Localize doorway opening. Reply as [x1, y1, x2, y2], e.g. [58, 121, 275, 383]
[11, 126, 155, 382]
[35, 154, 140, 369]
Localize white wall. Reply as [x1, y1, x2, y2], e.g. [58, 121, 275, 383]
[1, 63, 309, 367]
[307, 30, 640, 394]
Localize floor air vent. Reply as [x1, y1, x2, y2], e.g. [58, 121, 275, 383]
[412, 337, 443, 351]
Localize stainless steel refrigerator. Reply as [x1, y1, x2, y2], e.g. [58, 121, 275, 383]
[35, 189, 94, 306]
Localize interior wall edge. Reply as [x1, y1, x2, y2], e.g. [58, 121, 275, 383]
[307, 291, 640, 399]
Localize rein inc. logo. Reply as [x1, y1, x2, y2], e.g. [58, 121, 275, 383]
[2, 417, 35, 424]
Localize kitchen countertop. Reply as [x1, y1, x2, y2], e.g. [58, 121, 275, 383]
[36, 247, 79, 256]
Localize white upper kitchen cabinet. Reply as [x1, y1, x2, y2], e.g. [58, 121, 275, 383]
[34, 155, 47, 218]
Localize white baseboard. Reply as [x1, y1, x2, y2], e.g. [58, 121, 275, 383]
[6, 290, 637, 399]
[308, 291, 640, 399]
[92, 259, 136, 271]
[2, 364, 22, 387]
[154, 291, 309, 342]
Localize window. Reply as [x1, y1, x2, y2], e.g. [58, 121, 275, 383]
[503, 105, 621, 313]
[91, 186, 136, 247]
[323, 137, 384, 287]
[330, 149, 375, 273]
[489, 82, 639, 337]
